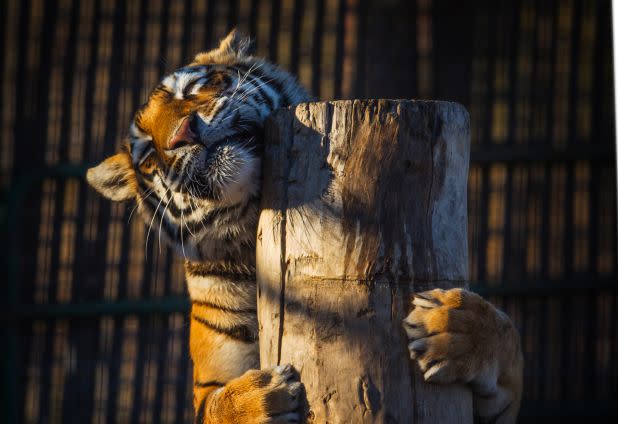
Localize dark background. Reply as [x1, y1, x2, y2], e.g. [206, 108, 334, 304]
[1, 0, 616, 422]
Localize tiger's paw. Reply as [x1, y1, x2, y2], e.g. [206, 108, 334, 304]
[403, 288, 524, 423]
[208, 364, 303, 424]
[402, 288, 512, 391]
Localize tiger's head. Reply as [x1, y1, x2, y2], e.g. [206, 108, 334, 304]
[87, 30, 309, 265]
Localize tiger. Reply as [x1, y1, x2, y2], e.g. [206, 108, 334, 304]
[86, 30, 523, 423]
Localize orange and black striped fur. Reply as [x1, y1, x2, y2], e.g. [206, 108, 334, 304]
[87, 31, 522, 423]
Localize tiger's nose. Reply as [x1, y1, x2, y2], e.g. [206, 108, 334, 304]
[168, 115, 199, 150]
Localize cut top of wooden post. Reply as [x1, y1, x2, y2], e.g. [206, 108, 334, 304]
[259, 99, 470, 286]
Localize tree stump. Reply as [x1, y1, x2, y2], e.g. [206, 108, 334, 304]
[256, 100, 472, 423]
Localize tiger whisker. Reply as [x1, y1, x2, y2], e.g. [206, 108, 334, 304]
[184, 212, 197, 238]
[236, 76, 279, 103]
[158, 191, 174, 254]
[145, 187, 170, 259]
[229, 62, 263, 102]
[185, 187, 209, 235]
[129, 186, 157, 223]
[180, 209, 187, 259]
[218, 73, 276, 125]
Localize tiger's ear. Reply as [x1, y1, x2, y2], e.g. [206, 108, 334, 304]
[217, 29, 255, 56]
[193, 29, 255, 64]
[86, 152, 137, 201]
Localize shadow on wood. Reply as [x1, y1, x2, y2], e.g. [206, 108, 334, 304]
[257, 100, 472, 423]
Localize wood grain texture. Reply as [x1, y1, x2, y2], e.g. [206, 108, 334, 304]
[257, 99, 472, 423]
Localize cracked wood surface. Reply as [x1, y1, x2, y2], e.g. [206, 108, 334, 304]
[257, 100, 472, 423]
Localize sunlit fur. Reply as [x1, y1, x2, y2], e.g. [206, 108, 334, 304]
[126, 36, 309, 264]
[87, 30, 309, 423]
[403, 289, 523, 423]
[88, 30, 522, 424]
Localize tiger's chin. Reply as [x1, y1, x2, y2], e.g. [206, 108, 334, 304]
[184, 138, 261, 206]
[211, 154, 260, 206]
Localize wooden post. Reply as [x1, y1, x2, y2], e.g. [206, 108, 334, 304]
[257, 100, 472, 423]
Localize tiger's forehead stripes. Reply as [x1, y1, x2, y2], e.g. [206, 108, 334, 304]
[161, 65, 233, 100]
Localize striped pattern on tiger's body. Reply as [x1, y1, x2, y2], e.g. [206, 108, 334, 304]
[87, 31, 522, 423]
[88, 31, 310, 423]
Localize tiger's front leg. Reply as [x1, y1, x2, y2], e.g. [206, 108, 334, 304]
[403, 288, 523, 424]
[189, 281, 302, 424]
[194, 362, 302, 424]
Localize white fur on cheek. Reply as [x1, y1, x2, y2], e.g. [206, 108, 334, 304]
[219, 152, 259, 205]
